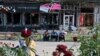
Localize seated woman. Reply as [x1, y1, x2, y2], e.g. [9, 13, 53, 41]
[43, 30, 50, 41]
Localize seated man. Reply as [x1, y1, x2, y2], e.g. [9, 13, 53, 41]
[59, 31, 65, 41]
[43, 30, 50, 41]
[51, 30, 58, 41]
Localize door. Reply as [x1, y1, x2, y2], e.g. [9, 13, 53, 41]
[63, 15, 74, 30]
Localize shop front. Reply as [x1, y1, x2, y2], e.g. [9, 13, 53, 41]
[62, 2, 80, 30]
[0, 2, 40, 32]
[39, 3, 61, 30]
[80, 8, 94, 27]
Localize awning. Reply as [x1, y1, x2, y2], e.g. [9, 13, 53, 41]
[40, 3, 61, 13]
[40, 4, 50, 13]
[50, 3, 61, 10]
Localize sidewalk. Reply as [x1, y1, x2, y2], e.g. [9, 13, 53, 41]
[0, 40, 80, 56]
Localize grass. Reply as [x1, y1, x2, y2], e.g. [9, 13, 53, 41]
[0, 32, 73, 41]
[65, 33, 72, 41]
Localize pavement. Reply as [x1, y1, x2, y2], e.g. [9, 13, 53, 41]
[36, 41, 80, 56]
[0, 40, 80, 56]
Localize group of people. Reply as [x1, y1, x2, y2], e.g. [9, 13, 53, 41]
[43, 30, 66, 41]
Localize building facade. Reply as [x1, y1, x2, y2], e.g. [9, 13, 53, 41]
[0, 0, 100, 32]
[0, 0, 40, 31]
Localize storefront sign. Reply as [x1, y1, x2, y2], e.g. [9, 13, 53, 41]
[40, 5, 49, 12]
[3, 2, 40, 12]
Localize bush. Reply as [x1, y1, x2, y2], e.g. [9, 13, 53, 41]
[79, 24, 100, 56]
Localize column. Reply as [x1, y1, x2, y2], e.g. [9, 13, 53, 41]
[77, 10, 80, 27]
[0, 13, 3, 25]
[38, 13, 41, 25]
[72, 15, 75, 26]
[94, 6, 100, 25]
[21, 13, 25, 25]
[3, 13, 6, 26]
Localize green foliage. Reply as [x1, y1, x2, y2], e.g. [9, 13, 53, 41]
[0, 44, 17, 56]
[79, 36, 100, 56]
[0, 45, 30, 56]
[0, 32, 36, 56]
[79, 24, 100, 56]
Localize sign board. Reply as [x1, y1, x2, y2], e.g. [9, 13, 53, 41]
[3, 2, 40, 12]
[40, 6, 49, 13]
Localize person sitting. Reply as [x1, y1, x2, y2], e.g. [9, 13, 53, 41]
[51, 30, 58, 41]
[59, 31, 65, 41]
[43, 30, 50, 41]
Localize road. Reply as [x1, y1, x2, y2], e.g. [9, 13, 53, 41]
[0, 40, 80, 56]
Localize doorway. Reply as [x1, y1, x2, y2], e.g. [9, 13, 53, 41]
[63, 15, 74, 30]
